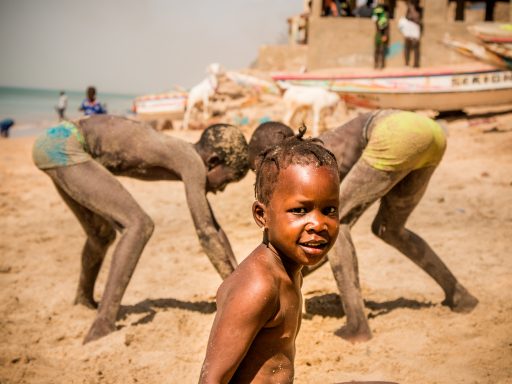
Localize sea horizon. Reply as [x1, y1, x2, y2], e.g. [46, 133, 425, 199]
[0, 86, 137, 137]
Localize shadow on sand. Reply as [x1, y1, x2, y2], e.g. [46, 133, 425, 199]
[437, 107, 512, 122]
[117, 293, 434, 327]
[304, 293, 434, 319]
[118, 297, 216, 326]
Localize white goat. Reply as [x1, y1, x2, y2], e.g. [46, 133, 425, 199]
[282, 85, 341, 137]
[182, 63, 223, 130]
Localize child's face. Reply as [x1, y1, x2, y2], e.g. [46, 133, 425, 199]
[206, 164, 239, 194]
[260, 164, 340, 266]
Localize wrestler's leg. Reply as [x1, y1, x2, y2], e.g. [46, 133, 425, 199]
[53, 183, 116, 309]
[46, 161, 154, 343]
[329, 160, 407, 342]
[371, 166, 478, 313]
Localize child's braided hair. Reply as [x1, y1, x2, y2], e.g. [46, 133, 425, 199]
[254, 124, 339, 205]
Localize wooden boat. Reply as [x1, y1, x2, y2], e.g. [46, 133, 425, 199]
[484, 42, 512, 61]
[225, 71, 281, 95]
[132, 71, 279, 117]
[468, 23, 512, 44]
[132, 91, 187, 116]
[442, 34, 509, 69]
[271, 64, 512, 111]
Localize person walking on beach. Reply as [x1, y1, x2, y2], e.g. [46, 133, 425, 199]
[248, 114, 478, 343]
[79, 86, 107, 115]
[56, 91, 68, 121]
[199, 127, 340, 383]
[32, 115, 249, 343]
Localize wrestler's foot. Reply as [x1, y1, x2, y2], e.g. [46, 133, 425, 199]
[442, 283, 479, 313]
[74, 294, 98, 309]
[83, 317, 116, 344]
[335, 322, 372, 343]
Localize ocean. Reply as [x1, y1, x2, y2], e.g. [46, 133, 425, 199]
[0, 87, 136, 137]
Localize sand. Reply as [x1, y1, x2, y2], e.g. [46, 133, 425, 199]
[1, 109, 511, 383]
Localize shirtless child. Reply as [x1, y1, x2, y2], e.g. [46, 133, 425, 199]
[199, 128, 340, 383]
[32, 115, 249, 343]
[248, 113, 478, 343]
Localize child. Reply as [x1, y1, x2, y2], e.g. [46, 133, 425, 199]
[79, 86, 107, 115]
[32, 115, 249, 343]
[199, 127, 340, 383]
[248, 112, 478, 343]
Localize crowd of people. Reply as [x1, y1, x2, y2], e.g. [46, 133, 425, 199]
[320, 0, 423, 70]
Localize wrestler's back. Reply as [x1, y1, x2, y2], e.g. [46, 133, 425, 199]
[76, 115, 199, 180]
[320, 112, 372, 178]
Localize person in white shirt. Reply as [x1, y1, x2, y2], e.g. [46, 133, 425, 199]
[398, 0, 423, 68]
[56, 91, 68, 121]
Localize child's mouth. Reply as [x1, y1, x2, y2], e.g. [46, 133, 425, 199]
[299, 240, 328, 254]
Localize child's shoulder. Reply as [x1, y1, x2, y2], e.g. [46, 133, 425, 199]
[219, 245, 281, 299]
[242, 244, 285, 275]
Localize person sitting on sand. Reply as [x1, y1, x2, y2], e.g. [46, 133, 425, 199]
[32, 115, 249, 343]
[248, 114, 479, 343]
[199, 127, 340, 383]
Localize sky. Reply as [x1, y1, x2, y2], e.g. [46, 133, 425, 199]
[0, 0, 303, 95]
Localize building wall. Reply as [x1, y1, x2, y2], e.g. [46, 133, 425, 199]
[306, 17, 479, 70]
[257, 45, 308, 71]
[257, 1, 511, 72]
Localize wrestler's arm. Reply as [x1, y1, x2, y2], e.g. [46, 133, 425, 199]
[183, 172, 237, 279]
[130, 136, 238, 278]
[206, 201, 238, 271]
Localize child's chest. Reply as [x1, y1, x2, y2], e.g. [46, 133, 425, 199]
[264, 282, 302, 339]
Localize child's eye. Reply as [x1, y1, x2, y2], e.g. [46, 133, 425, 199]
[322, 206, 338, 216]
[289, 207, 307, 214]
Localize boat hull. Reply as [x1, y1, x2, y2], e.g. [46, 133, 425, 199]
[341, 88, 512, 110]
[272, 65, 512, 111]
[133, 92, 187, 117]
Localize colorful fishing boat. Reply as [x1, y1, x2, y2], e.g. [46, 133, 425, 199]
[271, 64, 512, 111]
[468, 23, 512, 44]
[484, 42, 512, 61]
[442, 34, 510, 69]
[132, 91, 187, 116]
[132, 71, 279, 117]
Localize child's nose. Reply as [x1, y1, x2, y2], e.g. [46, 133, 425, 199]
[305, 212, 326, 232]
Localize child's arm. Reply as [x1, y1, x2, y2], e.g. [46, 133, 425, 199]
[199, 271, 277, 383]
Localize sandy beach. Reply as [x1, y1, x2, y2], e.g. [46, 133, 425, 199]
[1, 106, 511, 383]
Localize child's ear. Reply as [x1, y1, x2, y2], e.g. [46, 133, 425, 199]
[206, 154, 221, 171]
[252, 201, 267, 228]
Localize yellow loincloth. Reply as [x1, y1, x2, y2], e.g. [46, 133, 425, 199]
[361, 111, 446, 172]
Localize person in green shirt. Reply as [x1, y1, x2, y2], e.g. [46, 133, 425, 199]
[372, 1, 390, 69]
